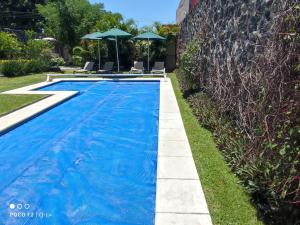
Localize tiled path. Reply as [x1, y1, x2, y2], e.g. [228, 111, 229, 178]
[156, 80, 212, 225]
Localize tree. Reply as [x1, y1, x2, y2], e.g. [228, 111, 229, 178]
[136, 22, 179, 64]
[37, 0, 105, 47]
[0, 0, 45, 31]
[0, 32, 22, 59]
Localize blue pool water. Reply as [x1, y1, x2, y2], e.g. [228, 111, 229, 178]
[0, 81, 160, 225]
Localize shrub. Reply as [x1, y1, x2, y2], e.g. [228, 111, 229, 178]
[49, 57, 65, 67]
[25, 59, 50, 73]
[187, 92, 248, 168]
[72, 55, 84, 67]
[72, 46, 89, 67]
[0, 60, 27, 76]
[178, 41, 201, 93]
[0, 59, 50, 76]
[0, 32, 22, 59]
[183, 87, 300, 224]
[22, 39, 53, 60]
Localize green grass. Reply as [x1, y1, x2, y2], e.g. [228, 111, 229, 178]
[0, 73, 47, 92]
[0, 94, 46, 116]
[0, 73, 47, 116]
[169, 74, 263, 225]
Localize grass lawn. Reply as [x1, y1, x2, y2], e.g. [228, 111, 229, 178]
[0, 73, 47, 92]
[0, 94, 47, 116]
[169, 73, 263, 225]
[0, 73, 47, 116]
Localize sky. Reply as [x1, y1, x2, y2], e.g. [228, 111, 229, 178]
[89, 0, 180, 27]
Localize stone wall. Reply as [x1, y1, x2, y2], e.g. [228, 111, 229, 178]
[177, 0, 299, 126]
[178, 0, 296, 68]
[176, 0, 300, 222]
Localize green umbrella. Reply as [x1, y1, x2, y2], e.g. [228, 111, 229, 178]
[100, 28, 132, 72]
[134, 32, 166, 72]
[81, 32, 105, 70]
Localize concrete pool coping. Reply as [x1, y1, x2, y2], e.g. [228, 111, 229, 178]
[0, 78, 213, 225]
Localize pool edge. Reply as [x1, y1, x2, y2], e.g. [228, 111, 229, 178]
[155, 79, 213, 225]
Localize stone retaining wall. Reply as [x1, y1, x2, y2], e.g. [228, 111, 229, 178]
[177, 0, 297, 69]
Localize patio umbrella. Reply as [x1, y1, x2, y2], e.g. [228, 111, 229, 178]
[81, 32, 105, 70]
[100, 28, 132, 72]
[133, 32, 166, 72]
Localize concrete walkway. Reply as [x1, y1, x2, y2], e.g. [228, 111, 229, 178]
[156, 80, 212, 225]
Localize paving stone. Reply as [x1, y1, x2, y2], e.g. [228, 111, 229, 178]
[158, 157, 199, 179]
[158, 140, 192, 157]
[159, 119, 184, 129]
[156, 179, 210, 214]
[159, 129, 187, 141]
[155, 213, 213, 225]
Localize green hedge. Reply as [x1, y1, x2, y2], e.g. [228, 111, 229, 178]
[0, 59, 50, 76]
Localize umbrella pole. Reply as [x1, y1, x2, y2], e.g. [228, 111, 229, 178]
[148, 38, 150, 72]
[115, 36, 120, 72]
[98, 40, 101, 70]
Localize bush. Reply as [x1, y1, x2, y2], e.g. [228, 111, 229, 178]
[178, 41, 201, 93]
[0, 60, 27, 76]
[49, 57, 65, 67]
[183, 87, 300, 224]
[187, 92, 248, 169]
[25, 59, 50, 73]
[0, 59, 50, 76]
[72, 55, 84, 67]
[0, 32, 22, 59]
[22, 39, 53, 60]
[72, 46, 89, 67]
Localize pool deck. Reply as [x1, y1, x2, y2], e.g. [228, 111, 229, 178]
[0, 78, 213, 225]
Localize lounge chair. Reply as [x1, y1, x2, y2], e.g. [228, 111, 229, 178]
[151, 62, 165, 74]
[130, 61, 144, 74]
[75, 62, 95, 73]
[97, 62, 114, 74]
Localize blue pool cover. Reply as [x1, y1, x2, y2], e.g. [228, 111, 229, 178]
[0, 81, 160, 225]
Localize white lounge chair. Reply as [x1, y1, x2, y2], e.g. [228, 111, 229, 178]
[151, 62, 165, 74]
[97, 62, 114, 74]
[75, 62, 94, 73]
[130, 61, 144, 74]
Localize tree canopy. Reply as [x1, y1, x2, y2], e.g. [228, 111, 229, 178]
[37, 0, 138, 47]
[0, 0, 45, 31]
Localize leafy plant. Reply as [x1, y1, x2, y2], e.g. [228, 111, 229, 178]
[0, 32, 22, 59]
[49, 57, 65, 67]
[0, 60, 26, 76]
[22, 39, 53, 60]
[0, 59, 50, 76]
[178, 41, 201, 92]
[25, 59, 50, 73]
[71, 55, 84, 67]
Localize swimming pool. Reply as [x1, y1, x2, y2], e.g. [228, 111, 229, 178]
[0, 81, 160, 224]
